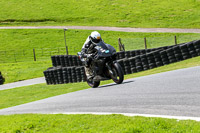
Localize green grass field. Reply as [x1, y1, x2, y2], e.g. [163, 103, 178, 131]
[0, 0, 200, 28]
[2, 29, 200, 54]
[0, 114, 200, 132]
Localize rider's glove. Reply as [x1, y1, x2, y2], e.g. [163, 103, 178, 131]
[85, 54, 93, 67]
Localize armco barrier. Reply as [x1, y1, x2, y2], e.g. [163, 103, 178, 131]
[44, 40, 200, 85]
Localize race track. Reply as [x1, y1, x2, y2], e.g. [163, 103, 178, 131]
[0, 66, 200, 118]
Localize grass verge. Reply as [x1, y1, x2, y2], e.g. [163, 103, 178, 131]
[0, 82, 89, 109]
[0, 114, 200, 132]
[0, 60, 51, 83]
[1, 29, 200, 54]
[0, 0, 200, 28]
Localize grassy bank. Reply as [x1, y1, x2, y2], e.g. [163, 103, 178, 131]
[0, 60, 51, 83]
[1, 29, 200, 54]
[0, 0, 200, 28]
[0, 114, 200, 132]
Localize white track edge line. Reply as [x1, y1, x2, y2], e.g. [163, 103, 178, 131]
[48, 112, 200, 121]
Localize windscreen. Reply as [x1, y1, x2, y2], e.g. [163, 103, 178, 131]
[97, 42, 108, 50]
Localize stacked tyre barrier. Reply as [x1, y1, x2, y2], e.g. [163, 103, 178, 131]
[44, 40, 200, 85]
[51, 55, 83, 67]
[44, 66, 86, 85]
[0, 72, 5, 85]
[115, 45, 173, 60]
[117, 40, 200, 75]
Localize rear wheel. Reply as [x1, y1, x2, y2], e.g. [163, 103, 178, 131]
[110, 62, 124, 84]
[87, 79, 100, 88]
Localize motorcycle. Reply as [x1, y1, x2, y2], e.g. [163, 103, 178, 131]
[78, 41, 124, 88]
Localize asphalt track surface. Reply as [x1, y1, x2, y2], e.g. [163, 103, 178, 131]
[0, 66, 200, 120]
[0, 26, 200, 33]
[0, 77, 45, 91]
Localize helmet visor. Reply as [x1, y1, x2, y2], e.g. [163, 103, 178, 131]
[92, 38, 101, 43]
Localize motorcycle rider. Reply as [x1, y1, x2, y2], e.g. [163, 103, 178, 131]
[81, 31, 103, 80]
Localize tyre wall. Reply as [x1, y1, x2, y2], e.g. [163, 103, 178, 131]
[0, 72, 5, 85]
[44, 66, 86, 85]
[44, 40, 200, 85]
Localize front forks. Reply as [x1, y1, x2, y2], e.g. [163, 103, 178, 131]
[106, 62, 114, 76]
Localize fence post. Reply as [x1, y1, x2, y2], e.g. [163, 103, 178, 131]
[33, 48, 36, 61]
[64, 28, 69, 55]
[118, 38, 122, 51]
[174, 36, 177, 45]
[118, 38, 125, 51]
[144, 37, 147, 49]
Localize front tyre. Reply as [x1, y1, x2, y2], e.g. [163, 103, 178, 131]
[111, 62, 124, 84]
[87, 80, 100, 88]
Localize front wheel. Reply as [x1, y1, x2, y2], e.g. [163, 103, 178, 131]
[87, 79, 100, 88]
[110, 62, 124, 84]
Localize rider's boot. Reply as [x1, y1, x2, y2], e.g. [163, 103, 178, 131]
[84, 66, 93, 81]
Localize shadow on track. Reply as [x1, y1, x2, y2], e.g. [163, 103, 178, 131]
[98, 80, 134, 88]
